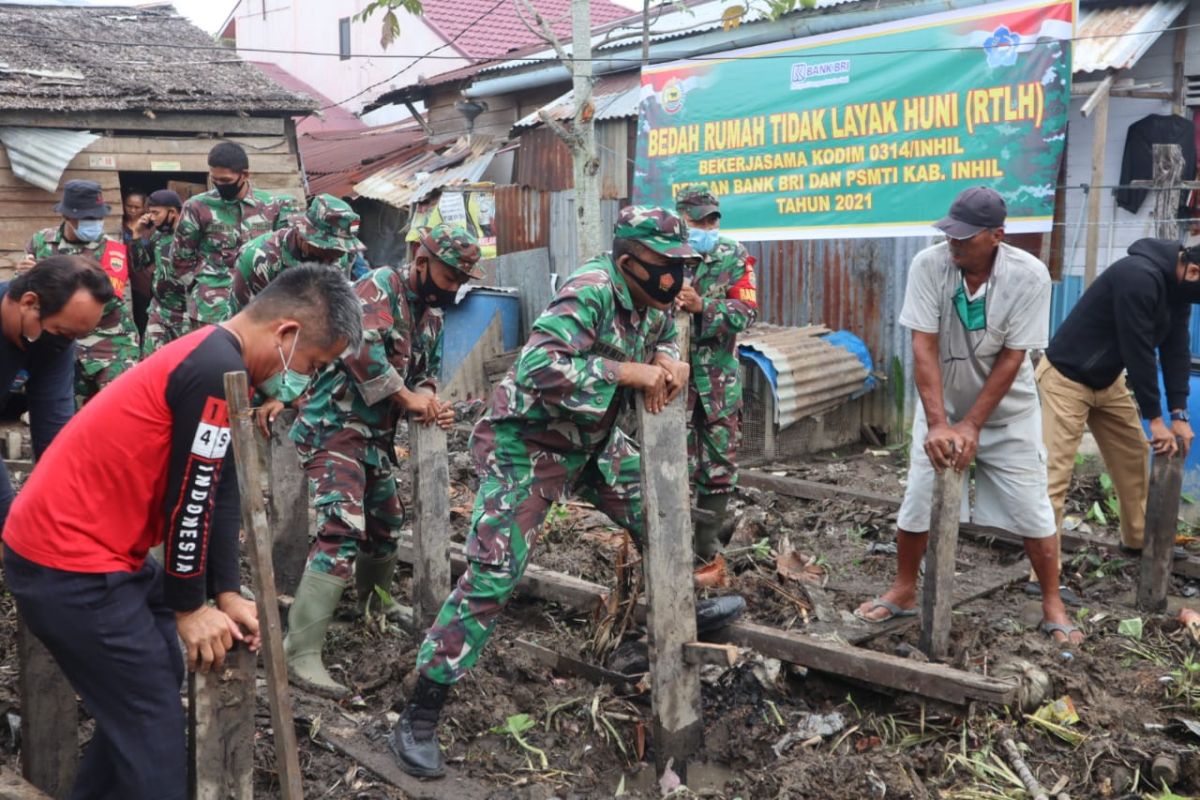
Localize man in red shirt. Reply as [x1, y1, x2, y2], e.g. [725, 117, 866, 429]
[3, 264, 363, 800]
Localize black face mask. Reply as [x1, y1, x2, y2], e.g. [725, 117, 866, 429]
[619, 252, 685, 305]
[158, 213, 177, 233]
[215, 178, 243, 201]
[417, 263, 460, 308]
[34, 332, 72, 355]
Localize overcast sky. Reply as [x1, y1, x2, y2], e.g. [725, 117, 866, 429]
[168, 0, 238, 33]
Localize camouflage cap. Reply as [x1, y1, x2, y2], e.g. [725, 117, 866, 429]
[675, 183, 720, 222]
[419, 222, 484, 279]
[613, 205, 699, 259]
[300, 194, 365, 252]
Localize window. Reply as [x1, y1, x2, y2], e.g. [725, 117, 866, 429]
[339, 17, 351, 61]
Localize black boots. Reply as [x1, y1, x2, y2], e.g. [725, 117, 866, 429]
[696, 594, 746, 634]
[390, 675, 450, 778]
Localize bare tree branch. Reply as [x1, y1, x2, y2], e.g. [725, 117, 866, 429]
[513, 0, 572, 64]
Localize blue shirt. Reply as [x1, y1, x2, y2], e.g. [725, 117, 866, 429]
[0, 282, 76, 529]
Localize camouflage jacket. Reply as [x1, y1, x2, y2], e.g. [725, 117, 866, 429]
[171, 187, 297, 327]
[482, 253, 678, 477]
[26, 226, 140, 375]
[291, 265, 443, 466]
[230, 227, 354, 312]
[688, 236, 757, 419]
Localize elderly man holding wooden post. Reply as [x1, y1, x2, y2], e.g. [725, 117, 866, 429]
[390, 206, 746, 778]
[852, 187, 1081, 645]
[1, 265, 361, 800]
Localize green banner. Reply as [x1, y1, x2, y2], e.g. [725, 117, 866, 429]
[633, 0, 1074, 240]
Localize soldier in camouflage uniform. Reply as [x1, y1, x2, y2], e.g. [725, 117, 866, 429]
[171, 142, 297, 333]
[390, 206, 745, 779]
[282, 223, 483, 698]
[674, 185, 758, 558]
[230, 194, 365, 312]
[26, 180, 139, 407]
[131, 190, 183, 354]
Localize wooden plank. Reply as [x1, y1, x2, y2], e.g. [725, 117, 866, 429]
[16, 618, 77, 799]
[683, 642, 739, 668]
[1083, 84, 1108, 287]
[318, 727, 492, 800]
[0, 112, 289, 136]
[391, 537, 1017, 706]
[710, 621, 1016, 706]
[442, 313, 503, 402]
[0, 768, 54, 799]
[63, 152, 300, 175]
[514, 638, 640, 685]
[265, 410, 309, 597]
[1139, 445, 1184, 613]
[1151, 144, 1185, 240]
[919, 469, 964, 661]
[740, 469, 901, 509]
[223, 371, 305, 800]
[635, 387, 703, 772]
[188, 644, 255, 800]
[98, 137, 292, 156]
[409, 412, 452, 629]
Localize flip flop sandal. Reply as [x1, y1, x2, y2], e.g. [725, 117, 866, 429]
[1023, 581, 1083, 607]
[1039, 619, 1082, 645]
[854, 598, 918, 624]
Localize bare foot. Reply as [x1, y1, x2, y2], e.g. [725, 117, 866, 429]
[854, 585, 917, 622]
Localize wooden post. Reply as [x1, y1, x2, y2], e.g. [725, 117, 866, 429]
[265, 409, 309, 596]
[188, 644, 255, 800]
[635, 383, 703, 774]
[1139, 443, 1184, 613]
[919, 468, 964, 661]
[16, 620, 76, 799]
[1083, 80, 1109, 287]
[1151, 143, 1185, 240]
[408, 414, 451, 629]
[224, 371, 305, 800]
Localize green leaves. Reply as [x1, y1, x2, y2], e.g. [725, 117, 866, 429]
[354, 0, 426, 50]
[489, 713, 549, 769]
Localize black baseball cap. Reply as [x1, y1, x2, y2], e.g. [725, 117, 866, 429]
[934, 187, 1007, 240]
[146, 189, 182, 210]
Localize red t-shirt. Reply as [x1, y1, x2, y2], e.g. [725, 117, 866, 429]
[4, 327, 244, 611]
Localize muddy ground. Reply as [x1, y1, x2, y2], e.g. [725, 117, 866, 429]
[1, 419, 1199, 799]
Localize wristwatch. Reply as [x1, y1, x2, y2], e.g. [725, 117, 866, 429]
[1171, 410, 1190, 422]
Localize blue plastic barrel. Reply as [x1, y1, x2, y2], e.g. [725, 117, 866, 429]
[441, 290, 521, 383]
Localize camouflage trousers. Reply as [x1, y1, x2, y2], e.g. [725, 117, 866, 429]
[141, 304, 188, 357]
[74, 358, 135, 408]
[297, 430, 406, 581]
[416, 421, 643, 686]
[687, 388, 741, 497]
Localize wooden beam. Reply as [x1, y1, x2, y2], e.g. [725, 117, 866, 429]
[683, 642, 739, 668]
[16, 619, 76, 799]
[1139, 445, 1184, 613]
[1080, 73, 1115, 118]
[265, 410, 309, 597]
[188, 644, 255, 800]
[223, 371, 305, 800]
[0, 111, 288, 136]
[409, 414, 452, 629]
[1151, 144, 1186, 240]
[740, 470, 900, 509]
[1174, 8, 1190, 114]
[635, 387, 703, 773]
[514, 638, 641, 685]
[317, 727, 493, 800]
[919, 469, 964, 661]
[1083, 79, 1110, 288]
[391, 537, 1016, 706]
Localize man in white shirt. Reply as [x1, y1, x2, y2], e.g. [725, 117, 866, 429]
[854, 187, 1081, 645]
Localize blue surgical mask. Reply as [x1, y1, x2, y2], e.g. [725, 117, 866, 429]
[73, 219, 104, 242]
[688, 228, 719, 255]
[259, 330, 311, 403]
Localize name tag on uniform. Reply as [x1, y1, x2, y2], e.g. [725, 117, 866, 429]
[592, 341, 630, 363]
[191, 397, 231, 459]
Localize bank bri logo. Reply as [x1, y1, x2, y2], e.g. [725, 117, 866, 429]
[789, 59, 851, 90]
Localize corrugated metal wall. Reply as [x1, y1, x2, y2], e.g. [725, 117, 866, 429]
[548, 190, 621, 277]
[494, 185, 550, 254]
[513, 121, 630, 199]
[744, 237, 930, 429]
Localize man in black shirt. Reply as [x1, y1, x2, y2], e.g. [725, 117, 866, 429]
[1039, 241, 1200, 572]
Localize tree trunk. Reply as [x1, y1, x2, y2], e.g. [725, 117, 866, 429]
[571, 0, 603, 262]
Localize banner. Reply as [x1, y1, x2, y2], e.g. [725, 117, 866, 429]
[633, 0, 1074, 240]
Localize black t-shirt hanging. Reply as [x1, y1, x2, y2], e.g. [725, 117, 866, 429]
[1115, 113, 1197, 215]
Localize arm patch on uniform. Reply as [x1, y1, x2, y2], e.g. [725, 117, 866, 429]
[167, 396, 230, 578]
[727, 262, 758, 309]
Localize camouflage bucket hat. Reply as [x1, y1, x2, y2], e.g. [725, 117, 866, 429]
[301, 194, 365, 252]
[613, 205, 699, 259]
[675, 183, 720, 222]
[420, 222, 484, 279]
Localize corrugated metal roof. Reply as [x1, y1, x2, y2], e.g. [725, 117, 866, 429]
[513, 71, 641, 129]
[739, 325, 869, 428]
[1073, 0, 1187, 74]
[354, 136, 499, 209]
[302, 123, 429, 198]
[0, 126, 98, 193]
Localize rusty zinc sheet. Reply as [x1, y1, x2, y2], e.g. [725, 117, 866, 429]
[1073, 0, 1187, 74]
[739, 325, 869, 428]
